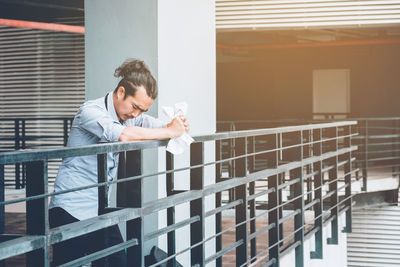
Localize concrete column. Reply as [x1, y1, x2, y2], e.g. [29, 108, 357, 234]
[85, 0, 216, 264]
[156, 1, 216, 265]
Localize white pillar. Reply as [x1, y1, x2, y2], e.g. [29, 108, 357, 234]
[156, 1, 216, 265]
[85, 0, 216, 263]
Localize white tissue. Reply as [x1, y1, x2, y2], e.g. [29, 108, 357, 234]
[162, 102, 194, 155]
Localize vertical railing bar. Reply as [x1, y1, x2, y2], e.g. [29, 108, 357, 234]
[277, 135, 283, 246]
[235, 137, 248, 266]
[97, 153, 108, 267]
[306, 129, 313, 205]
[21, 120, 26, 188]
[343, 125, 352, 233]
[123, 150, 144, 267]
[310, 127, 323, 259]
[268, 133, 280, 267]
[190, 142, 205, 266]
[0, 164, 3, 267]
[21, 119, 26, 150]
[397, 120, 400, 181]
[215, 140, 222, 267]
[252, 136, 256, 172]
[166, 151, 176, 267]
[294, 130, 304, 267]
[392, 120, 395, 178]
[229, 123, 236, 202]
[327, 127, 339, 245]
[63, 119, 68, 147]
[397, 120, 400, 185]
[14, 119, 20, 189]
[362, 120, 368, 191]
[248, 136, 256, 263]
[26, 160, 49, 267]
[97, 154, 108, 214]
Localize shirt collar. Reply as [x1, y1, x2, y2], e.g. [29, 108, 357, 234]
[106, 91, 123, 125]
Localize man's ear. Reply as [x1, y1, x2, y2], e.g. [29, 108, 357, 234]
[117, 86, 125, 99]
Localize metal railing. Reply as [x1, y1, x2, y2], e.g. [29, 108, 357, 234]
[0, 121, 356, 266]
[218, 117, 400, 194]
[353, 118, 400, 192]
[0, 117, 73, 189]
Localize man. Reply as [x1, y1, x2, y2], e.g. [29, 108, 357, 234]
[49, 59, 187, 266]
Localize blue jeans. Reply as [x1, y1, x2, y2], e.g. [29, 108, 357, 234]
[49, 207, 127, 267]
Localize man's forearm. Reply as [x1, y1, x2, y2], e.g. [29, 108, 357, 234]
[119, 126, 173, 141]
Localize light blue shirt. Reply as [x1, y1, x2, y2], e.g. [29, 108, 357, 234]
[49, 91, 164, 220]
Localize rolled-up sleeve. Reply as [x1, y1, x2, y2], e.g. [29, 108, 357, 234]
[78, 106, 125, 142]
[135, 114, 166, 128]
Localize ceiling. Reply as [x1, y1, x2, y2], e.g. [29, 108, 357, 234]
[0, 0, 83, 24]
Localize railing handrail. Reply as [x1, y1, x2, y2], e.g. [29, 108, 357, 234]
[0, 121, 357, 165]
[218, 117, 400, 124]
[0, 117, 73, 121]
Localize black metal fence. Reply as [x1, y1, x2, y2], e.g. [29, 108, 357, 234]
[0, 117, 73, 189]
[0, 121, 356, 266]
[218, 117, 400, 194]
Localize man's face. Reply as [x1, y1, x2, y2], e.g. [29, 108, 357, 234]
[113, 85, 153, 122]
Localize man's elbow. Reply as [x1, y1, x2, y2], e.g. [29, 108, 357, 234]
[119, 129, 142, 142]
[118, 132, 132, 142]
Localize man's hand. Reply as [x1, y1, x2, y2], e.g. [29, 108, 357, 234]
[181, 116, 190, 133]
[166, 117, 186, 138]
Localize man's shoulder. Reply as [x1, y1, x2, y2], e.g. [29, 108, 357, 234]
[81, 96, 104, 108]
[79, 97, 106, 113]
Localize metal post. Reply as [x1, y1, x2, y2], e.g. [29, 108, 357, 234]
[63, 119, 69, 146]
[118, 150, 143, 266]
[343, 125, 352, 233]
[234, 137, 248, 266]
[397, 120, 400, 180]
[21, 120, 26, 149]
[362, 120, 368, 191]
[26, 161, 49, 267]
[190, 142, 205, 266]
[303, 130, 311, 205]
[14, 119, 20, 189]
[21, 120, 26, 188]
[229, 132, 236, 202]
[166, 151, 176, 267]
[0, 164, 4, 233]
[293, 131, 304, 267]
[248, 136, 256, 263]
[268, 134, 280, 267]
[310, 128, 323, 259]
[97, 154, 108, 215]
[277, 135, 283, 245]
[97, 153, 109, 267]
[392, 120, 396, 178]
[327, 127, 339, 245]
[215, 140, 222, 267]
[0, 164, 3, 267]
[397, 120, 400, 184]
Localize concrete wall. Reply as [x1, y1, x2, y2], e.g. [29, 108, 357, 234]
[85, 0, 160, 253]
[85, 0, 158, 101]
[281, 212, 348, 267]
[217, 44, 400, 120]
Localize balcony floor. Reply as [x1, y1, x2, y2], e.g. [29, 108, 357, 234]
[3, 211, 317, 267]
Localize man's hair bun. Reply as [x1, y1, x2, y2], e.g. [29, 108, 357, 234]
[114, 59, 157, 99]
